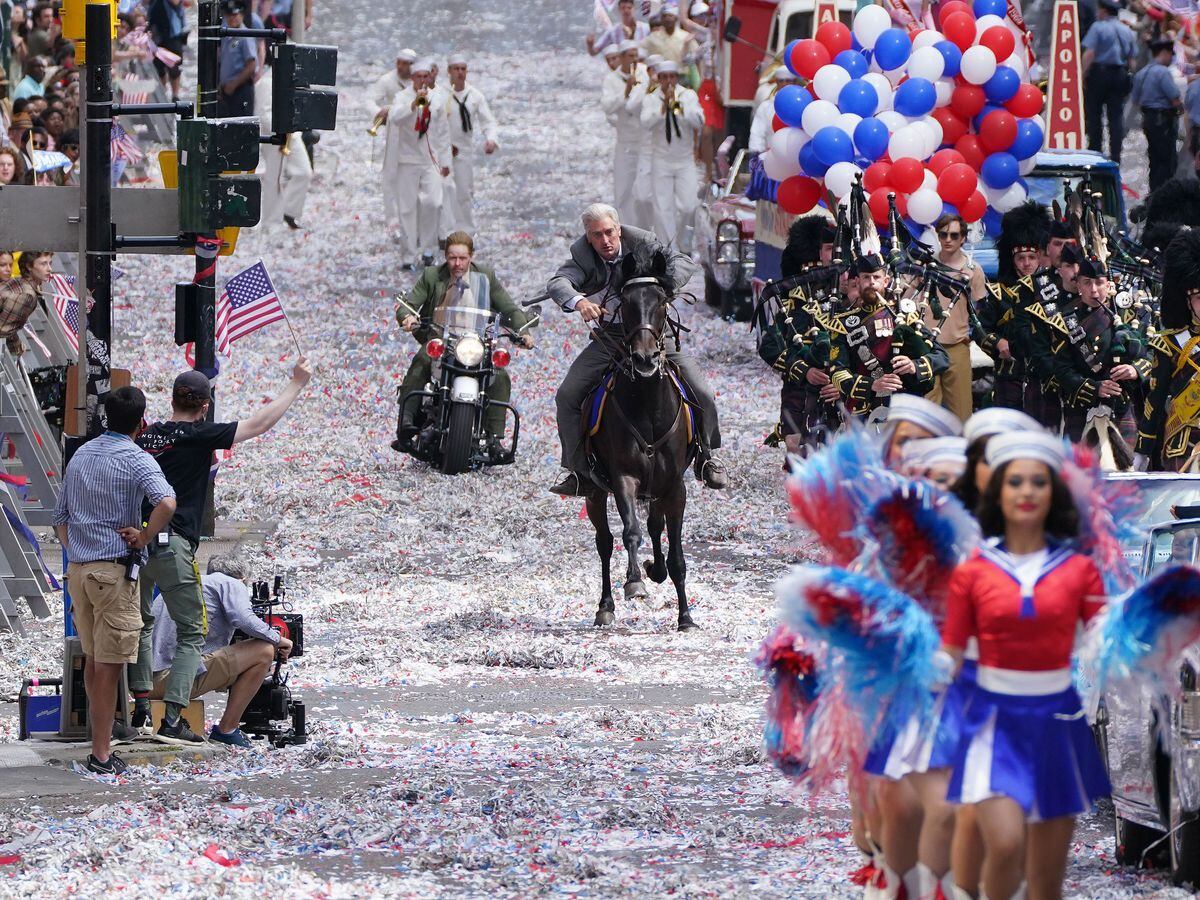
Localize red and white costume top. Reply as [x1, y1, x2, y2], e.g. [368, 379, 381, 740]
[942, 543, 1105, 694]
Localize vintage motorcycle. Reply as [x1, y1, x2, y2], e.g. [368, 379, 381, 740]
[395, 292, 540, 475]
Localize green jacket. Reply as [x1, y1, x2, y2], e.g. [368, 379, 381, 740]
[398, 262, 529, 344]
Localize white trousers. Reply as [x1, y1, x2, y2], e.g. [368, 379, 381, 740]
[394, 162, 445, 260]
[441, 150, 476, 235]
[613, 139, 641, 228]
[632, 146, 656, 231]
[650, 158, 699, 251]
[260, 132, 313, 224]
[383, 136, 404, 233]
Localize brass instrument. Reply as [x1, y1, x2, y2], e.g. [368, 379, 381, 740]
[367, 110, 387, 136]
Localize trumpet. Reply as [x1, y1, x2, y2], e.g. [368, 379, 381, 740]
[367, 110, 387, 136]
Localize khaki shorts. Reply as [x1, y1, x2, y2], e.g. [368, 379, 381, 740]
[68, 561, 141, 664]
[151, 645, 241, 699]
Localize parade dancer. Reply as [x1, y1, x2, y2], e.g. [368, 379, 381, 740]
[441, 53, 499, 236]
[941, 431, 1110, 900]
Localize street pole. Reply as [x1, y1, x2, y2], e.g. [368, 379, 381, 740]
[195, 0, 220, 380]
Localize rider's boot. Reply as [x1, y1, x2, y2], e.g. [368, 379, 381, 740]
[391, 415, 418, 452]
[549, 471, 591, 496]
[694, 451, 729, 489]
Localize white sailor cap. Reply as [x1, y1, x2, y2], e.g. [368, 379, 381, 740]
[690, 1, 711, 14]
[886, 394, 963, 438]
[657, 60, 680, 74]
[618, 39, 639, 53]
[397, 49, 417, 63]
[901, 436, 968, 471]
[603, 44, 622, 58]
[772, 66, 799, 82]
[447, 52, 468, 66]
[645, 53, 665, 70]
[963, 408, 1042, 447]
[985, 431, 1067, 472]
[662, 2, 680, 14]
[412, 58, 434, 74]
[637, 45, 648, 59]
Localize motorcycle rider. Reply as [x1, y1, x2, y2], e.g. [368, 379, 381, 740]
[393, 231, 535, 457]
[545, 202, 726, 495]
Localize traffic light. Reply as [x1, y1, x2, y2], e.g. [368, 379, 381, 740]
[177, 117, 261, 233]
[272, 44, 339, 134]
[61, 0, 117, 63]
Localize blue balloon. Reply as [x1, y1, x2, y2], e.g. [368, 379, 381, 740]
[894, 77, 937, 117]
[873, 27, 913, 71]
[982, 207, 1003, 238]
[854, 116, 890, 160]
[783, 40, 802, 76]
[800, 141, 830, 178]
[941, 202, 960, 219]
[838, 78, 879, 117]
[981, 152, 1019, 189]
[1011, 119, 1044, 159]
[812, 125, 854, 166]
[973, 0, 1008, 17]
[851, 34, 864, 53]
[984, 66, 1020, 104]
[835, 49, 869, 78]
[934, 40, 962, 78]
[773, 84, 812, 128]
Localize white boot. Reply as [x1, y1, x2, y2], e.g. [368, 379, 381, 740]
[946, 874, 972, 900]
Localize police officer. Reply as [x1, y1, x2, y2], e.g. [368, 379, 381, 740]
[1082, 0, 1136, 164]
[1132, 38, 1183, 192]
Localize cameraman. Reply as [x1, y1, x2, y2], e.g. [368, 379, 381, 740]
[130, 362, 312, 746]
[149, 556, 292, 748]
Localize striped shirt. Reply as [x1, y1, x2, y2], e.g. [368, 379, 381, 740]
[53, 431, 175, 564]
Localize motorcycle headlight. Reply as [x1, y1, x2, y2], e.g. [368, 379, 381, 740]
[717, 242, 740, 263]
[717, 220, 740, 241]
[454, 334, 485, 366]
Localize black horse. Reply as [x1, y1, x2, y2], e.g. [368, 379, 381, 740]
[584, 244, 698, 632]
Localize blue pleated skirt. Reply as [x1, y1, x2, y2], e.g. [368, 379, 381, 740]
[946, 683, 1111, 821]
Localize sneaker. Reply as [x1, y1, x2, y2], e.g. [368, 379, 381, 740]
[111, 720, 139, 745]
[155, 716, 207, 746]
[85, 751, 128, 776]
[208, 725, 253, 748]
[131, 702, 153, 736]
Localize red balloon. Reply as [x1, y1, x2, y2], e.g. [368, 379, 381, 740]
[938, 0, 972, 26]
[937, 162, 978, 206]
[777, 176, 822, 215]
[955, 134, 986, 171]
[893, 192, 909, 219]
[891, 157, 925, 194]
[979, 109, 1017, 152]
[1005, 82, 1045, 118]
[772, 113, 786, 132]
[950, 84, 987, 119]
[942, 12, 976, 52]
[815, 21, 852, 57]
[960, 189, 987, 223]
[928, 148, 967, 176]
[979, 25, 1015, 62]
[932, 107, 969, 145]
[868, 187, 893, 226]
[790, 39, 831, 81]
[863, 161, 894, 194]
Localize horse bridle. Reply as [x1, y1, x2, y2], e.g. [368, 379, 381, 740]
[619, 276, 670, 361]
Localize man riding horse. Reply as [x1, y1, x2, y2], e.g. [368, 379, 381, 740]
[545, 203, 727, 495]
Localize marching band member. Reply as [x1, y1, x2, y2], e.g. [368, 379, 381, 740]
[639, 59, 704, 251]
[441, 53, 500, 236]
[941, 431, 1110, 900]
[602, 40, 647, 227]
[372, 48, 416, 235]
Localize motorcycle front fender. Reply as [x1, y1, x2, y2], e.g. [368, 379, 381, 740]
[451, 374, 481, 403]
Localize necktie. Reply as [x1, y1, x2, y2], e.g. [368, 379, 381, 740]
[454, 93, 473, 134]
[665, 101, 682, 144]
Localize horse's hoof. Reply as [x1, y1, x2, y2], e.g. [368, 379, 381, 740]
[643, 560, 668, 584]
[624, 581, 648, 600]
[677, 617, 699, 632]
[594, 608, 615, 627]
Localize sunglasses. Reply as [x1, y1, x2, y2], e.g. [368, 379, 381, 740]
[32, 140, 48, 149]
[937, 230, 963, 240]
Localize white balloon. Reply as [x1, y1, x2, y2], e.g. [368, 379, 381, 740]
[889, 123, 927, 161]
[1003, 52, 1027, 78]
[960, 45, 998, 85]
[801, 99, 841, 136]
[814, 64, 853, 103]
[863, 73, 894, 112]
[974, 15, 1007, 37]
[762, 149, 798, 182]
[909, 188, 943, 225]
[912, 29, 942, 51]
[919, 226, 939, 247]
[853, 4, 891, 50]
[934, 78, 955, 108]
[993, 182, 1027, 213]
[826, 161, 863, 198]
[885, 65, 907, 86]
[877, 109, 908, 133]
[836, 113, 864, 136]
[770, 126, 809, 164]
[908, 45, 946, 82]
[922, 116, 944, 153]
[921, 169, 939, 192]
[1019, 155, 1037, 175]
[1030, 113, 1046, 133]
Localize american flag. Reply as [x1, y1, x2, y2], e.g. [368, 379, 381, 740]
[119, 86, 150, 106]
[216, 261, 287, 355]
[47, 274, 82, 352]
[110, 122, 144, 163]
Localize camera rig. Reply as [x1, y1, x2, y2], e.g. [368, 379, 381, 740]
[233, 575, 307, 747]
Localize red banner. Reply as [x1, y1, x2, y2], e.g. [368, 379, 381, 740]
[1046, 0, 1085, 151]
[813, 0, 840, 33]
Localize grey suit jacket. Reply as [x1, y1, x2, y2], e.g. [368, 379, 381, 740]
[545, 225, 697, 310]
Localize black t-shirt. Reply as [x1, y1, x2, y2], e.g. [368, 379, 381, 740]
[137, 420, 238, 544]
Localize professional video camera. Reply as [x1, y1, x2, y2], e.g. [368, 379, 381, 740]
[233, 575, 307, 747]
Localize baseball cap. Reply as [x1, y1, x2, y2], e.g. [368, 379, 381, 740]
[173, 370, 212, 402]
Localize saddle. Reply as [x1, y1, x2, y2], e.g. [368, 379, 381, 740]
[584, 366, 696, 446]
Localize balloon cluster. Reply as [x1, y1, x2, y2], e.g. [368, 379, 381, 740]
[759, 0, 1044, 239]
